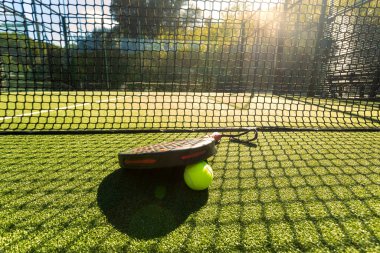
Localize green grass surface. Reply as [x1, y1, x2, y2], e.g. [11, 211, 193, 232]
[1, 91, 379, 130]
[1, 131, 379, 252]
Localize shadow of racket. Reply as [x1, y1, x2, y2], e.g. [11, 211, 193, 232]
[97, 167, 208, 239]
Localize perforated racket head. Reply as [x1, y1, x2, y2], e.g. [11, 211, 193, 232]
[118, 137, 217, 169]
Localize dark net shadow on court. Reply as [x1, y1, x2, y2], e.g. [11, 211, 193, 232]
[200, 131, 380, 252]
[0, 132, 379, 251]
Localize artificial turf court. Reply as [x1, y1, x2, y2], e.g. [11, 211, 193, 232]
[1, 91, 379, 130]
[1, 0, 380, 250]
[1, 131, 379, 252]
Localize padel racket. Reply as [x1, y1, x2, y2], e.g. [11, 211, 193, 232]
[118, 128, 258, 170]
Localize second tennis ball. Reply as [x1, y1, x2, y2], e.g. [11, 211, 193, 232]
[184, 161, 213, 190]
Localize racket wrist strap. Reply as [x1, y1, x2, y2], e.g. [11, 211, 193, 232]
[225, 128, 259, 144]
[210, 128, 258, 144]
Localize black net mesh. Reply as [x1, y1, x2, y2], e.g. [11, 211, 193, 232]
[0, 0, 379, 132]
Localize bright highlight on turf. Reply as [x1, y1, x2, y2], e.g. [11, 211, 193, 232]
[184, 161, 213, 190]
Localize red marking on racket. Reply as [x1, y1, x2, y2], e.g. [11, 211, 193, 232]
[124, 159, 157, 165]
[180, 150, 206, 160]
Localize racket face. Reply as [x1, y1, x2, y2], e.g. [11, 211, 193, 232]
[118, 137, 217, 169]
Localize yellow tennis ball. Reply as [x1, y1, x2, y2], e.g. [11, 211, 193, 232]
[184, 161, 213, 190]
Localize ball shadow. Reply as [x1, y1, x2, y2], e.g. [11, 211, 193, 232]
[97, 167, 208, 239]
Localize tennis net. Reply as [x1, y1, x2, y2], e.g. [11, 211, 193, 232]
[0, 0, 379, 132]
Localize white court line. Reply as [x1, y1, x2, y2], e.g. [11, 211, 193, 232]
[0, 97, 121, 121]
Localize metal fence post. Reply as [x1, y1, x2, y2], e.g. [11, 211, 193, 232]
[61, 15, 74, 89]
[307, 0, 328, 96]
